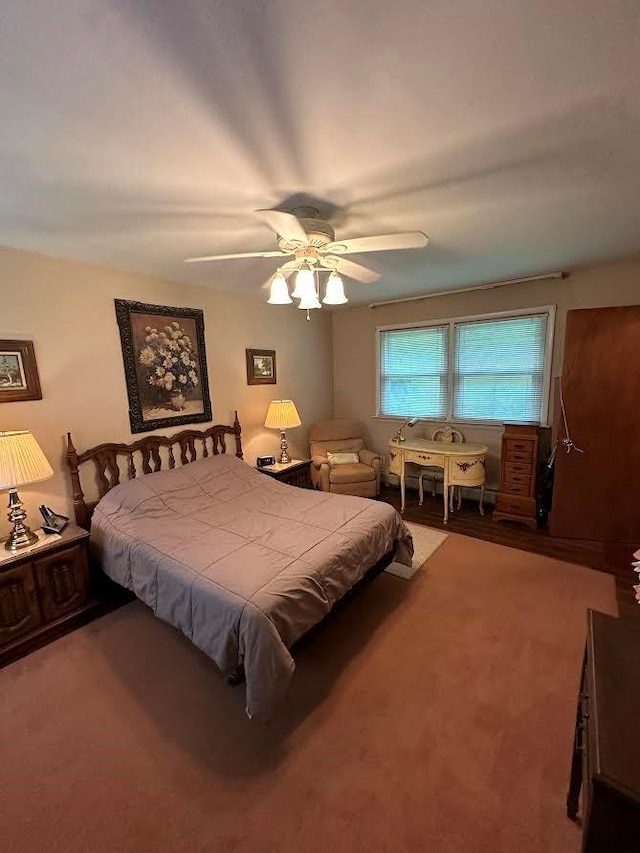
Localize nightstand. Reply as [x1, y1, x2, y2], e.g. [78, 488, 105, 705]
[257, 459, 313, 489]
[0, 524, 94, 666]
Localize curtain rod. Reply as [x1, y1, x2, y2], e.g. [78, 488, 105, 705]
[368, 271, 565, 310]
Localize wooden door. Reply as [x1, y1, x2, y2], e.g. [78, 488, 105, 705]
[550, 306, 640, 542]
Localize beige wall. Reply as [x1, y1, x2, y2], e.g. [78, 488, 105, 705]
[332, 260, 640, 489]
[0, 248, 333, 536]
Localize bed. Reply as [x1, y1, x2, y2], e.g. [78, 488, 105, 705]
[66, 413, 413, 719]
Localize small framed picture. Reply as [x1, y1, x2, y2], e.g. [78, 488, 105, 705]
[0, 340, 42, 402]
[246, 349, 276, 385]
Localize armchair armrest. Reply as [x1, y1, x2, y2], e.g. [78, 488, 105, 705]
[310, 454, 330, 491]
[359, 449, 381, 467]
[359, 449, 382, 495]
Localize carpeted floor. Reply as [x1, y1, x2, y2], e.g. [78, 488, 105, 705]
[1, 532, 616, 853]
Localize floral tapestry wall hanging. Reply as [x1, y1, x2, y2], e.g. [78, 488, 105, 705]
[114, 300, 212, 433]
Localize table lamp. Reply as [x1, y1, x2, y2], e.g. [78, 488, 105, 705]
[0, 430, 54, 551]
[264, 400, 302, 464]
[393, 417, 419, 442]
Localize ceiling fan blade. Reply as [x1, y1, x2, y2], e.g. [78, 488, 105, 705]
[323, 256, 381, 283]
[185, 250, 288, 263]
[324, 231, 428, 255]
[255, 209, 308, 243]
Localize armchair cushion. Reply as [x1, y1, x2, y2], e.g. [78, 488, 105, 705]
[329, 462, 376, 485]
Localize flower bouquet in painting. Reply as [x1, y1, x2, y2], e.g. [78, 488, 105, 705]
[139, 322, 199, 411]
[115, 300, 212, 433]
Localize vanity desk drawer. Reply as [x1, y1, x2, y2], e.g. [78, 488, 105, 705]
[404, 451, 445, 467]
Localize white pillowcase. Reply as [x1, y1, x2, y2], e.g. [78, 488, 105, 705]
[327, 451, 359, 466]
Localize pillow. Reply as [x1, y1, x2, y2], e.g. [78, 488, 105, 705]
[327, 451, 359, 467]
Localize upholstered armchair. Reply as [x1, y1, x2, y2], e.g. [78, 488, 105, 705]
[308, 419, 382, 498]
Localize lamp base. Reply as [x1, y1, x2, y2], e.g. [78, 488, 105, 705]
[5, 525, 38, 552]
[279, 429, 291, 464]
[5, 488, 39, 551]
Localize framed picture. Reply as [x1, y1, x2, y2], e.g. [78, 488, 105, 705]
[0, 340, 42, 402]
[246, 349, 276, 385]
[114, 299, 212, 434]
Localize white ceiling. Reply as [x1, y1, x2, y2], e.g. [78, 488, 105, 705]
[2, 1, 640, 306]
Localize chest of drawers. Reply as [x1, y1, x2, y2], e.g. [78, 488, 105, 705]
[493, 424, 541, 529]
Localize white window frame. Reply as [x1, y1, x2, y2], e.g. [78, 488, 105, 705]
[375, 305, 556, 427]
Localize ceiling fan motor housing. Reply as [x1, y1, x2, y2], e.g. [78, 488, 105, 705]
[276, 207, 336, 252]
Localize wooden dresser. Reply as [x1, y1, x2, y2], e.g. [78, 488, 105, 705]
[567, 610, 640, 852]
[493, 424, 541, 529]
[0, 524, 93, 666]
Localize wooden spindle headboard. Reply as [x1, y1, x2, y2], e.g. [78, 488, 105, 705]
[66, 411, 243, 529]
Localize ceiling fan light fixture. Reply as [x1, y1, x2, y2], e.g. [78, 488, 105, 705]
[267, 270, 292, 304]
[291, 263, 315, 300]
[322, 272, 348, 305]
[297, 288, 322, 310]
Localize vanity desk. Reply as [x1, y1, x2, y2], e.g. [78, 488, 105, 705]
[389, 438, 488, 523]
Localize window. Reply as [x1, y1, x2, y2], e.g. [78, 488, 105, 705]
[377, 308, 554, 424]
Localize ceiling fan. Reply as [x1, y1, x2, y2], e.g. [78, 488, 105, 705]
[185, 206, 428, 310]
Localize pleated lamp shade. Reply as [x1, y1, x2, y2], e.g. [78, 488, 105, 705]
[264, 400, 302, 429]
[0, 431, 53, 489]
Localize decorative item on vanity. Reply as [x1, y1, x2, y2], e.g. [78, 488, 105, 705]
[185, 205, 428, 318]
[114, 299, 212, 434]
[264, 400, 302, 464]
[393, 417, 419, 442]
[0, 431, 53, 551]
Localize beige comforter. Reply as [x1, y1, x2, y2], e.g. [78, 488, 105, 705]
[91, 454, 412, 719]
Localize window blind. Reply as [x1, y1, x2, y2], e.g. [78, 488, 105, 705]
[379, 325, 449, 418]
[452, 314, 548, 422]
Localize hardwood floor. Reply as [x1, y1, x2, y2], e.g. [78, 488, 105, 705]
[379, 484, 639, 619]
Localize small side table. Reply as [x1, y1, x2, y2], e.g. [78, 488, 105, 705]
[257, 459, 313, 489]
